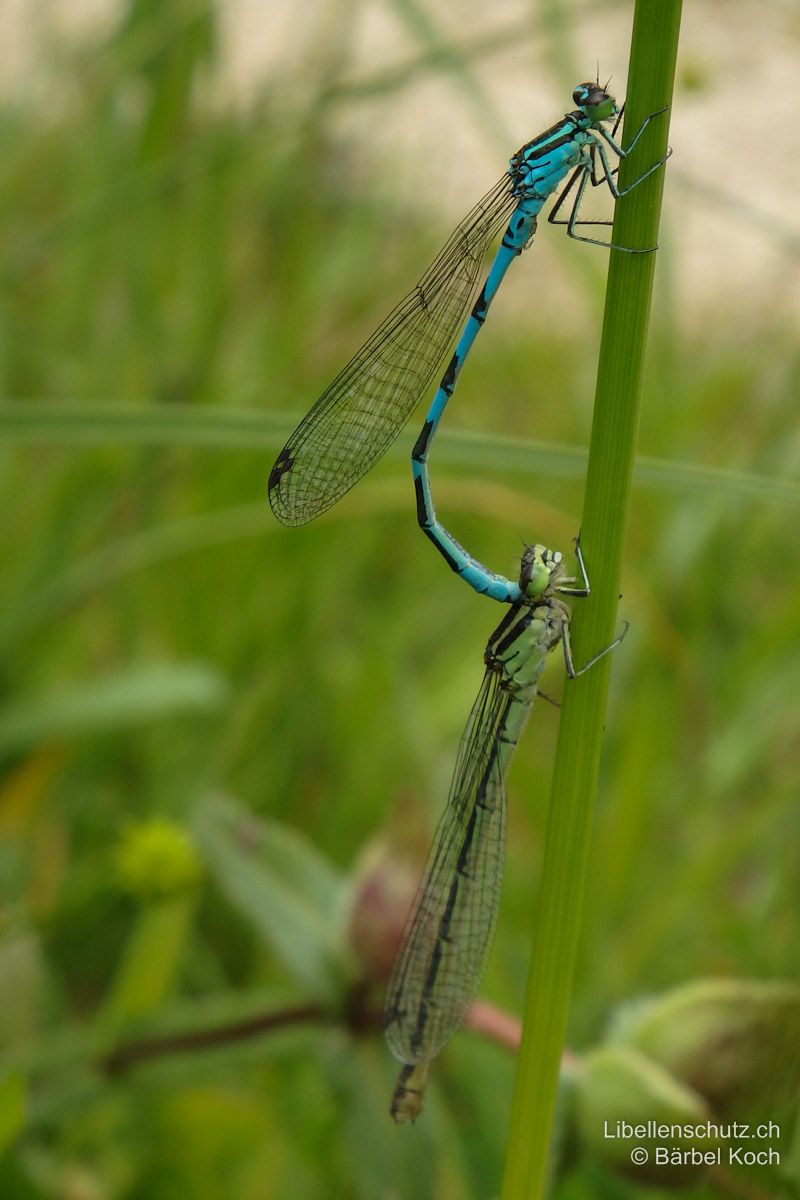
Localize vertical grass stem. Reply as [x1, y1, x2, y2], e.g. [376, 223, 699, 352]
[500, 4, 684, 1196]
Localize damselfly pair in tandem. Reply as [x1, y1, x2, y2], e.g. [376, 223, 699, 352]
[269, 81, 668, 1121]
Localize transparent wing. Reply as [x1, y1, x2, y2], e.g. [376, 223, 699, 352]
[268, 174, 517, 525]
[383, 664, 530, 1065]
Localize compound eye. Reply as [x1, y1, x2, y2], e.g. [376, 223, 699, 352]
[573, 83, 591, 106]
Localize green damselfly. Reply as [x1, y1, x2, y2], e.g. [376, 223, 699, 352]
[382, 541, 626, 1121]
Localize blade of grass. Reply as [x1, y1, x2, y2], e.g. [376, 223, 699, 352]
[0, 663, 228, 755]
[500, 4, 684, 1197]
[2, 404, 797, 507]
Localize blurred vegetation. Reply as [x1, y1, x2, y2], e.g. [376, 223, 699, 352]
[0, 0, 799, 1197]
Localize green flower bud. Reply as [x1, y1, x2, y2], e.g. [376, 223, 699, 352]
[622, 979, 800, 1126]
[347, 797, 431, 985]
[115, 819, 202, 901]
[347, 835, 421, 986]
[575, 1045, 716, 1186]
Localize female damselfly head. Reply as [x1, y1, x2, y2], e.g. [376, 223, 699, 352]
[520, 544, 563, 600]
[573, 82, 617, 123]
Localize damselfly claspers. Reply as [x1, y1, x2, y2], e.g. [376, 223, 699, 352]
[269, 83, 668, 528]
[382, 540, 627, 1121]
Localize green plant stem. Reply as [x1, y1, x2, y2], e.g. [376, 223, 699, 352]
[500, 4, 684, 1197]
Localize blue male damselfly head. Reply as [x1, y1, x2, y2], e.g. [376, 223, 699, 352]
[573, 82, 617, 123]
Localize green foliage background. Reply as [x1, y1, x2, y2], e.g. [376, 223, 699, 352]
[0, 0, 798, 1196]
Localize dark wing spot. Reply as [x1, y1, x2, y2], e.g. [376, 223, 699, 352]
[268, 447, 295, 491]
